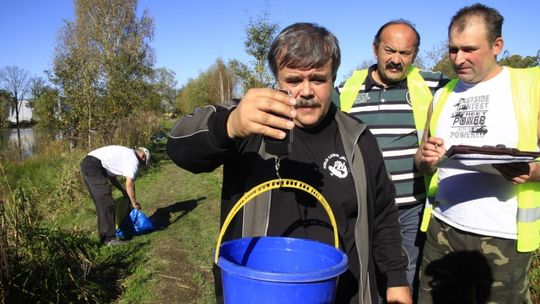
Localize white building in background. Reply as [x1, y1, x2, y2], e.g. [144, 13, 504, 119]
[7, 99, 32, 123]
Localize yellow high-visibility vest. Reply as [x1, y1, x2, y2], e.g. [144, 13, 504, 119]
[340, 66, 437, 220]
[421, 67, 540, 252]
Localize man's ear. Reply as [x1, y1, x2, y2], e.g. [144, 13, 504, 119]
[492, 37, 504, 56]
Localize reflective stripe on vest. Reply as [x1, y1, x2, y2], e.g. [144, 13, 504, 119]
[421, 67, 540, 252]
[339, 67, 433, 144]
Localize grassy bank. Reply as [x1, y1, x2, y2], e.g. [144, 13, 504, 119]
[0, 139, 223, 303]
[0, 139, 539, 303]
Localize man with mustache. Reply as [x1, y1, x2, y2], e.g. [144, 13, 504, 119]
[415, 3, 540, 303]
[336, 19, 448, 300]
[167, 22, 411, 303]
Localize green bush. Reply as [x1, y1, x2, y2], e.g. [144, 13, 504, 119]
[6, 225, 137, 303]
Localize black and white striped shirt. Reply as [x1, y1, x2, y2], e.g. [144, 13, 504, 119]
[337, 65, 448, 206]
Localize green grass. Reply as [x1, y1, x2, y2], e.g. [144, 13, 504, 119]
[1, 139, 539, 303]
[117, 157, 222, 304]
[159, 117, 177, 130]
[0, 126, 226, 303]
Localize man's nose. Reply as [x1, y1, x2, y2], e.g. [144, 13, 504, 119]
[298, 80, 314, 97]
[453, 50, 466, 65]
[390, 52, 402, 64]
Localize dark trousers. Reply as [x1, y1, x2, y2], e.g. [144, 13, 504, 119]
[398, 203, 425, 301]
[213, 264, 223, 304]
[81, 155, 116, 243]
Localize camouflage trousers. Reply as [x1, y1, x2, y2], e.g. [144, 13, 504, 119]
[418, 216, 533, 304]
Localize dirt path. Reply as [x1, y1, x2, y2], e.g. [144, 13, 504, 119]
[128, 159, 222, 303]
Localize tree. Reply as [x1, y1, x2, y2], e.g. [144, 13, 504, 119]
[229, 59, 261, 92]
[431, 54, 456, 79]
[231, 7, 279, 92]
[150, 67, 177, 113]
[50, 0, 155, 148]
[0, 66, 32, 128]
[29, 77, 48, 101]
[207, 58, 237, 103]
[244, 8, 278, 87]
[0, 89, 12, 127]
[498, 53, 539, 68]
[28, 78, 61, 130]
[415, 40, 457, 78]
[174, 59, 239, 115]
[174, 78, 209, 115]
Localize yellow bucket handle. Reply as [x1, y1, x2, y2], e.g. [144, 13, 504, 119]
[214, 179, 340, 264]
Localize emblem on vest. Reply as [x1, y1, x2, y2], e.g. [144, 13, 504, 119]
[323, 153, 349, 179]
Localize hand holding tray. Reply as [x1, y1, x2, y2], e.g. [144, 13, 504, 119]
[438, 144, 540, 178]
[444, 144, 540, 161]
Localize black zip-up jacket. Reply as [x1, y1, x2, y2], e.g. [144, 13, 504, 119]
[167, 102, 408, 304]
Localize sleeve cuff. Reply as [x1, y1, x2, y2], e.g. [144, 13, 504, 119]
[208, 109, 236, 148]
[385, 270, 409, 288]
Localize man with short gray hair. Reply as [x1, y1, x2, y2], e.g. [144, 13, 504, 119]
[167, 22, 411, 304]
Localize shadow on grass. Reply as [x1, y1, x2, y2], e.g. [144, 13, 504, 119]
[149, 197, 205, 229]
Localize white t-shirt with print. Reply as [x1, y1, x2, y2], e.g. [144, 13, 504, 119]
[432, 67, 519, 239]
[88, 145, 139, 180]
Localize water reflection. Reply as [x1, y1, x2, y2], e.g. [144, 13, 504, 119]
[0, 128, 39, 160]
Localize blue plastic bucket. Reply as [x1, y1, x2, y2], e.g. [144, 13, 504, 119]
[217, 236, 348, 303]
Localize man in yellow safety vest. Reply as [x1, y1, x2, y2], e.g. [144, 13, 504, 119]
[337, 19, 448, 300]
[415, 3, 540, 303]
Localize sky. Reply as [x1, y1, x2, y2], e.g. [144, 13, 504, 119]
[1, 0, 539, 89]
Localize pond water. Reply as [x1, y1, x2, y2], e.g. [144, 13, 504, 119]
[0, 128, 45, 160]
